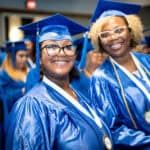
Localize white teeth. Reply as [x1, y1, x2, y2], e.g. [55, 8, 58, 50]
[54, 61, 67, 65]
[111, 44, 122, 50]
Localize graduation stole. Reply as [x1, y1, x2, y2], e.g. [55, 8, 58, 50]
[2, 56, 29, 82]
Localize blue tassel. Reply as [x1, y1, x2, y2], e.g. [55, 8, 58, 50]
[36, 26, 40, 82]
[78, 32, 88, 70]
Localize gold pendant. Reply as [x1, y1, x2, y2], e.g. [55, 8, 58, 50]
[144, 110, 150, 124]
[103, 135, 112, 150]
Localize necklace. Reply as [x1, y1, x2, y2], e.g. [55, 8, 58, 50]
[109, 56, 138, 129]
[43, 75, 103, 129]
[70, 87, 77, 100]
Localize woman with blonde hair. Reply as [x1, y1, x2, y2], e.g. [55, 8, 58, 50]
[89, 0, 150, 149]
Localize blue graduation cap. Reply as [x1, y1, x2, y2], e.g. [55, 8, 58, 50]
[0, 46, 6, 52]
[19, 13, 87, 36]
[19, 13, 88, 81]
[90, 0, 141, 24]
[24, 32, 36, 43]
[6, 41, 27, 52]
[5, 40, 27, 66]
[73, 35, 94, 69]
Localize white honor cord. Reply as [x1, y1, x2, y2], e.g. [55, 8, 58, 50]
[43, 76, 102, 128]
[110, 56, 150, 101]
[130, 53, 150, 86]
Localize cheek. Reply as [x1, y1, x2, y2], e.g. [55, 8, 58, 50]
[71, 56, 76, 63]
[126, 33, 131, 44]
[16, 55, 21, 63]
[99, 38, 108, 49]
[100, 41, 109, 51]
[41, 51, 49, 64]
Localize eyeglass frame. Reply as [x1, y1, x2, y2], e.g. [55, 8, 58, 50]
[98, 25, 128, 40]
[41, 44, 77, 57]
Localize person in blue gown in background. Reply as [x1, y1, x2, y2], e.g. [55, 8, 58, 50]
[0, 41, 29, 113]
[6, 14, 113, 150]
[24, 33, 36, 69]
[135, 35, 150, 54]
[71, 36, 107, 100]
[0, 41, 29, 149]
[89, 0, 150, 149]
[25, 66, 39, 92]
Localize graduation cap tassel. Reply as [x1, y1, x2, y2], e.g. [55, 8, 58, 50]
[12, 43, 16, 67]
[36, 26, 40, 82]
[78, 32, 88, 70]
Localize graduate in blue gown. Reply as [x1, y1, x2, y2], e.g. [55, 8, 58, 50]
[6, 14, 113, 150]
[71, 36, 107, 100]
[0, 41, 29, 113]
[138, 35, 150, 54]
[0, 41, 29, 149]
[89, 0, 150, 149]
[23, 32, 36, 68]
[22, 32, 36, 92]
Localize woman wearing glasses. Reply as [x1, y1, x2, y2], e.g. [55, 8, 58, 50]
[6, 14, 113, 150]
[89, 1, 150, 149]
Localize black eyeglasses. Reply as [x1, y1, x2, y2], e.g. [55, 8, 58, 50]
[41, 44, 76, 56]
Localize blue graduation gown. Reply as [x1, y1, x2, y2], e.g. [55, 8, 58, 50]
[6, 82, 113, 150]
[0, 69, 25, 149]
[90, 52, 150, 149]
[71, 71, 91, 100]
[25, 67, 39, 93]
[0, 70, 24, 112]
[0, 98, 4, 150]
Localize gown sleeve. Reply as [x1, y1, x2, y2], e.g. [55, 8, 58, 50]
[5, 95, 58, 150]
[90, 75, 150, 149]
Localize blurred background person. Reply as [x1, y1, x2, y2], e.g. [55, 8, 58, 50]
[22, 33, 37, 92]
[24, 32, 36, 68]
[135, 35, 150, 54]
[0, 40, 29, 149]
[71, 35, 107, 100]
[0, 41, 29, 129]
